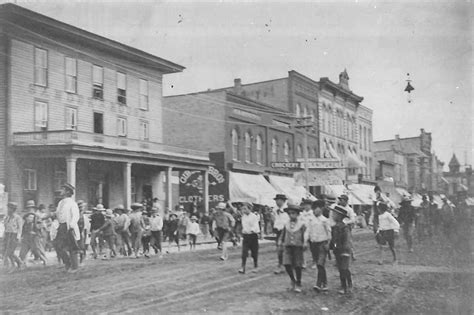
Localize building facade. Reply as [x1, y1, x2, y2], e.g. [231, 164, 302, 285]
[0, 4, 210, 213]
[442, 154, 473, 198]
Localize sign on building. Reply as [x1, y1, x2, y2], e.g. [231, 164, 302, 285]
[271, 158, 343, 170]
[294, 169, 345, 186]
[178, 166, 228, 211]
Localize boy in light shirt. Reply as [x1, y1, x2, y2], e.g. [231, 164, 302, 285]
[376, 202, 399, 265]
[238, 203, 260, 274]
[187, 216, 200, 250]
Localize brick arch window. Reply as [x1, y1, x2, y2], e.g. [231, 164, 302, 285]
[296, 144, 303, 159]
[271, 138, 278, 162]
[283, 141, 290, 162]
[295, 103, 301, 117]
[232, 129, 239, 161]
[256, 135, 263, 164]
[245, 132, 252, 163]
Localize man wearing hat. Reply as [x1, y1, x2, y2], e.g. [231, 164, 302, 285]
[90, 204, 106, 259]
[3, 202, 24, 271]
[299, 198, 314, 269]
[129, 203, 145, 258]
[331, 195, 357, 261]
[398, 196, 416, 252]
[440, 196, 455, 242]
[114, 205, 132, 257]
[330, 205, 353, 294]
[277, 205, 306, 292]
[213, 202, 235, 261]
[187, 215, 200, 251]
[150, 207, 164, 257]
[323, 194, 337, 218]
[272, 194, 290, 274]
[55, 183, 80, 272]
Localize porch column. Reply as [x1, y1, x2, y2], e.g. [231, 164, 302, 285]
[66, 157, 77, 200]
[203, 169, 209, 213]
[124, 162, 132, 209]
[166, 167, 173, 212]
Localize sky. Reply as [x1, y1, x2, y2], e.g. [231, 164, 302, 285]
[11, 0, 473, 169]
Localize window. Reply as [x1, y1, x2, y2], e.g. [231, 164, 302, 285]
[363, 127, 367, 150]
[311, 109, 316, 123]
[283, 141, 290, 162]
[92, 65, 104, 99]
[65, 107, 77, 130]
[303, 106, 308, 118]
[313, 147, 318, 159]
[131, 176, 137, 202]
[321, 108, 325, 131]
[296, 144, 303, 159]
[139, 79, 149, 110]
[256, 135, 263, 164]
[232, 129, 239, 161]
[117, 72, 127, 104]
[34, 101, 48, 131]
[54, 170, 66, 192]
[244, 132, 251, 163]
[65, 57, 77, 93]
[24, 169, 37, 191]
[140, 121, 149, 140]
[295, 103, 301, 117]
[327, 109, 332, 133]
[117, 117, 127, 137]
[34, 48, 48, 86]
[359, 125, 362, 148]
[93, 112, 104, 134]
[271, 138, 278, 161]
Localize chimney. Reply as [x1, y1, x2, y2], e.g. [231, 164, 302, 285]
[234, 78, 242, 94]
[395, 134, 400, 140]
[420, 128, 425, 134]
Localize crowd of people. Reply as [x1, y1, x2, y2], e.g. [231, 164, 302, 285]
[1, 182, 472, 295]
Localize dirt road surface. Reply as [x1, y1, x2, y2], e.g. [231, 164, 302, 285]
[1, 229, 472, 314]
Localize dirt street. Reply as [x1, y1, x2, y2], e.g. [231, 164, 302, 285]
[1, 229, 472, 314]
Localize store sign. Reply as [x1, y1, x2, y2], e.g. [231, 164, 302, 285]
[294, 169, 345, 186]
[178, 166, 228, 209]
[272, 158, 342, 169]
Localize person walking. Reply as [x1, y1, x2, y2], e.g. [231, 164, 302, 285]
[129, 203, 145, 258]
[187, 216, 200, 251]
[278, 205, 306, 293]
[300, 199, 314, 269]
[94, 209, 117, 260]
[199, 212, 210, 239]
[55, 183, 80, 273]
[376, 202, 399, 265]
[114, 205, 132, 257]
[90, 204, 106, 259]
[440, 197, 455, 243]
[150, 208, 164, 257]
[273, 194, 289, 274]
[417, 195, 430, 241]
[238, 203, 260, 274]
[166, 213, 180, 252]
[3, 202, 24, 272]
[330, 205, 353, 295]
[305, 200, 331, 292]
[397, 196, 416, 252]
[19, 212, 47, 266]
[213, 202, 235, 261]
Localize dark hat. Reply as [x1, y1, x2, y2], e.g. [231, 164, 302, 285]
[325, 194, 337, 203]
[274, 194, 288, 201]
[284, 205, 302, 213]
[338, 194, 349, 201]
[25, 200, 36, 209]
[312, 199, 326, 209]
[300, 198, 313, 205]
[62, 183, 75, 192]
[399, 196, 412, 205]
[114, 204, 125, 212]
[330, 205, 349, 218]
[7, 202, 18, 209]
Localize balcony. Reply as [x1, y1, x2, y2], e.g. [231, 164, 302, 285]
[12, 130, 209, 160]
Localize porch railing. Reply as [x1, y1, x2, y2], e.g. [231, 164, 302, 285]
[12, 130, 209, 160]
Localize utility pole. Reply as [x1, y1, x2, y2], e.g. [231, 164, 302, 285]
[294, 115, 313, 193]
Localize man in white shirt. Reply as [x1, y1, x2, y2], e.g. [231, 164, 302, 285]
[55, 183, 80, 273]
[304, 200, 331, 291]
[239, 203, 260, 274]
[150, 208, 164, 257]
[272, 194, 290, 274]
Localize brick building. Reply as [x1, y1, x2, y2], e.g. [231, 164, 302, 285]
[0, 4, 210, 213]
[164, 86, 316, 207]
[374, 129, 444, 194]
[442, 154, 473, 198]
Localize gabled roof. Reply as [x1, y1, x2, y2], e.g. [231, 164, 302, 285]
[449, 154, 460, 167]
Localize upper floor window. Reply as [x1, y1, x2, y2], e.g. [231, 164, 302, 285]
[271, 138, 278, 162]
[93, 112, 104, 134]
[256, 135, 263, 164]
[295, 103, 301, 117]
[283, 141, 290, 162]
[117, 72, 127, 105]
[296, 144, 303, 159]
[117, 117, 127, 137]
[303, 106, 308, 118]
[34, 101, 48, 131]
[92, 65, 104, 100]
[34, 48, 48, 86]
[311, 109, 316, 123]
[139, 79, 149, 110]
[24, 169, 37, 191]
[65, 57, 77, 93]
[232, 129, 239, 161]
[65, 107, 77, 130]
[140, 121, 149, 140]
[244, 132, 252, 163]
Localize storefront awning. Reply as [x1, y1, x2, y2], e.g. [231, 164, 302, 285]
[328, 144, 340, 160]
[323, 185, 360, 205]
[411, 193, 423, 207]
[348, 184, 375, 205]
[345, 151, 366, 169]
[269, 175, 316, 205]
[395, 188, 411, 198]
[229, 172, 278, 207]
